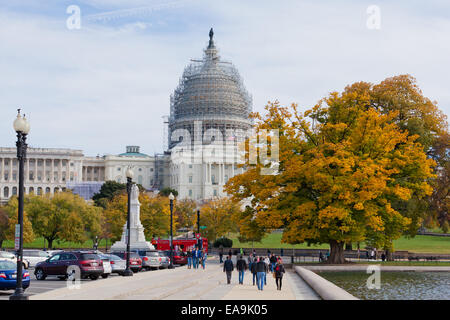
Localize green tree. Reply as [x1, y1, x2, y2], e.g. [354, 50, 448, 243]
[0, 207, 9, 249]
[26, 192, 95, 248]
[159, 187, 178, 197]
[92, 181, 126, 208]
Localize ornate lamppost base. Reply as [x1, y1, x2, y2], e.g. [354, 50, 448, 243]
[122, 269, 134, 277]
[9, 290, 29, 300]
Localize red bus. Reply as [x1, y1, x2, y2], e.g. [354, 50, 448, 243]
[151, 235, 208, 253]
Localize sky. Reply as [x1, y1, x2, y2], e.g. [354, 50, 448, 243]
[0, 0, 449, 156]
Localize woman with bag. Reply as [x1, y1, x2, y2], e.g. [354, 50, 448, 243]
[274, 258, 286, 290]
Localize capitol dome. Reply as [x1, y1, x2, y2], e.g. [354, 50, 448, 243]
[168, 29, 252, 149]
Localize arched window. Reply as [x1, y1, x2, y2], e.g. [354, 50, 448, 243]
[3, 187, 9, 198]
[54, 187, 59, 194]
[29, 187, 34, 194]
[45, 187, 50, 194]
[12, 187, 17, 196]
[37, 187, 43, 195]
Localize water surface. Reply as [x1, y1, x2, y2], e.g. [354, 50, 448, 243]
[318, 271, 450, 300]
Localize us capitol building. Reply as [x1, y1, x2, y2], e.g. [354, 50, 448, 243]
[0, 29, 252, 204]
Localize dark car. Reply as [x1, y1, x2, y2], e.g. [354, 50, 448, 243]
[34, 251, 104, 281]
[0, 260, 30, 290]
[111, 252, 142, 273]
[162, 250, 188, 265]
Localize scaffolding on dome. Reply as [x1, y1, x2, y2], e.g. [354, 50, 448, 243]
[168, 31, 253, 150]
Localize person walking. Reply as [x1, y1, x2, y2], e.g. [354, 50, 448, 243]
[251, 257, 258, 286]
[201, 249, 207, 269]
[236, 255, 247, 285]
[223, 255, 234, 284]
[256, 257, 267, 291]
[270, 254, 277, 273]
[196, 247, 202, 269]
[219, 245, 224, 263]
[187, 248, 193, 269]
[274, 259, 286, 290]
[264, 256, 270, 285]
[319, 251, 324, 262]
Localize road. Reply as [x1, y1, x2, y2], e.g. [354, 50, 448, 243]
[0, 266, 182, 300]
[29, 256, 320, 300]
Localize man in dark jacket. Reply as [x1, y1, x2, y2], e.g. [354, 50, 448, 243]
[223, 255, 234, 284]
[255, 257, 267, 291]
[236, 255, 247, 284]
[251, 257, 258, 286]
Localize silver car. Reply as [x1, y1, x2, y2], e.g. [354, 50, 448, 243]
[102, 254, 126, 275]
[0, 251, 30, 269]
[22, 250, 51, 268]
[141, 250, 167, 270]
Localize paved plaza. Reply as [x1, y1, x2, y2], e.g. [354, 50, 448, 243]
[30, 256, 319, 300]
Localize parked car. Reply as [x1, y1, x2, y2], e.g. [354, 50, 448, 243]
[0, 260, 30, 291]
[111, 252, 142, 273]
[101, 254, 126, 275]
[22, 250, 51, 268]
[0, 251, 30, 269]
[34, 251, 104, 281]
[97, 254, 112, 278]
[162, 250, 187, 265]
[138, 250, 171, 270]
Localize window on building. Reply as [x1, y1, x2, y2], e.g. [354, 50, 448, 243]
[189, 189, 192, 197]
[4, 187, 9, 198]
[189, 164, 192, 169]
[213, 189, 217, 196]
[12, 187, 17, 196]
[189, 176, 193, 183]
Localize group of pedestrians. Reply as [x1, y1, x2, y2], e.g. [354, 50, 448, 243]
[222, 252, 285, 291]
[186, 247, 207, 270]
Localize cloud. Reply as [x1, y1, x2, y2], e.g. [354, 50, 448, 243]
[0, 0, 448, 157]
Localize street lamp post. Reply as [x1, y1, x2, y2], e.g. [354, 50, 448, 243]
[197, 209, 200, 235]
[122, 167, 134, 277]
[168, 192, 175, 269]
[10, 109, 30, 301]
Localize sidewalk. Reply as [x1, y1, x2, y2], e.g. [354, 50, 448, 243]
[30, 258, 318, 300]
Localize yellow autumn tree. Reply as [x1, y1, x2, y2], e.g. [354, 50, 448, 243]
[225, 90, 435, 263]
[199, 197, 240, 242]
[4, 197, 35, 244]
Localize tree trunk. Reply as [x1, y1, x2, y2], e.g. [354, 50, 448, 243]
[0, 240, 3, 249]
[46, 238, 54, 249]
[385, 249, 394, 261]
[327, 240, 346, 264]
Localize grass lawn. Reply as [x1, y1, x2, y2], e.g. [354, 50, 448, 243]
[227, 232, 450, 254]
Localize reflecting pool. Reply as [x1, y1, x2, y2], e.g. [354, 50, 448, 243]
[318, 271, 450, 300]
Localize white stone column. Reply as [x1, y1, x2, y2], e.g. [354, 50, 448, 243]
[66, 160, 70, 182]
[58, 160, 62, 183]
[34, 158, 38, 182]
[26, 158, 30, 183]
[51, 159, 55, 182]
[43, 158, 46, 182]
[1, 158, 4, 182]
[9, 158, 13, 182]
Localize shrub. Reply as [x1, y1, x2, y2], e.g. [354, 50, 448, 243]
[213, 237, 233, 248]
